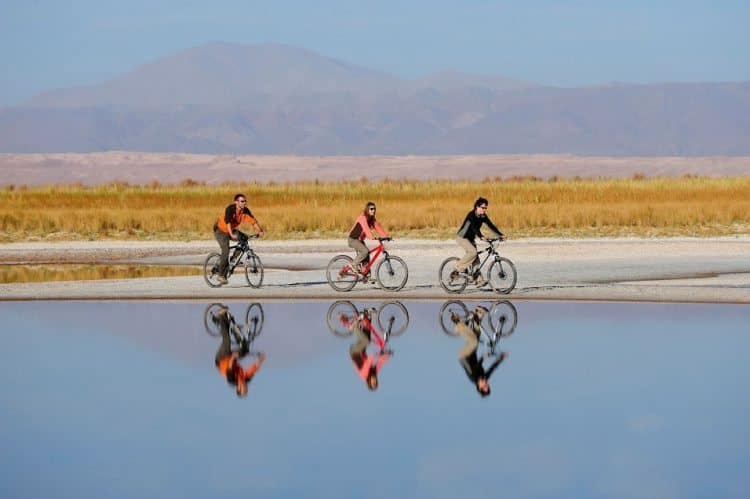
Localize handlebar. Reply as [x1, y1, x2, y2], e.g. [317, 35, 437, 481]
[376, 237, 393, 242]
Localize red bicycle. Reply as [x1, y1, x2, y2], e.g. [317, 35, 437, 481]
[325, 237, 409, 292]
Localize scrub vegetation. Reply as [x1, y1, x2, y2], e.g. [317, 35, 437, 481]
[1, 176, 749, 241]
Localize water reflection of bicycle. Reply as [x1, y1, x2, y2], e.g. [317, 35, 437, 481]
[204, 303, 266, 398]
[438, 300, 518, 397]
[326, 301, 409, 391]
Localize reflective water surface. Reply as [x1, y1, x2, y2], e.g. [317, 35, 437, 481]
[1, 300, 748, 499]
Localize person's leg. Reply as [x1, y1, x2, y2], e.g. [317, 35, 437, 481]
[456, 321, 480, 359]
[349, 322, 371, 356]
[348, 238, 370, 269]
[455, 237, 478, 272]
[215, 229, 231, 278]
[214, 312, 233, 365]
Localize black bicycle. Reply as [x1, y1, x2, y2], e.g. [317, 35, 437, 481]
[203, 302, 264, 341]
[438, 300, 518, 354]
[204, 232, 264, 288]
[438, 238, 517, 294]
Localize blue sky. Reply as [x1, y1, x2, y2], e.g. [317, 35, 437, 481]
[1, 0, 748, 105]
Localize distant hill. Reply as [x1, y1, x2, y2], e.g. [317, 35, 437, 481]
[1, 42, 749, 155]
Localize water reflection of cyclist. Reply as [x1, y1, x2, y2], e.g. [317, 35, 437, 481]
[452, 305, 508, 397]
[348, 202, 389, 274]
[342, 308, 390, 391]
[213, 306, 265, 398]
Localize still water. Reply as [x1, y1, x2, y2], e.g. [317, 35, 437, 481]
[1, 300, 748, 499]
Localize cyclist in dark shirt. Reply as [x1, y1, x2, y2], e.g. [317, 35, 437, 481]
[454, 197, 504, 287]
[213, 193, 265, 285]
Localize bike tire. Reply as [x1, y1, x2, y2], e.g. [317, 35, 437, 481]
[489, 300, 518, 338]
[203, 302, 227, 337]
[244, 302, 265, 339]
[203, 253, 224, 288]
[376, 256, 408, 291]
[326, 300, 358, 337]
[377, 301, 409, 337]
[487, 257, 517, 294]
[326, 255, 358, 292]
[244, 253, 264, 288]
[438, 257, 468, 293]
[438, 300, 469, 336]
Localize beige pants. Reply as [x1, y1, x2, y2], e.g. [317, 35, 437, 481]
[455, 237, 478, 272]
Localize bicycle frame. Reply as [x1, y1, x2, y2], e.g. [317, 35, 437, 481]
[358, 241, 387, 275]
[471, 241, 502, 275]
[226, 234, 259, 275]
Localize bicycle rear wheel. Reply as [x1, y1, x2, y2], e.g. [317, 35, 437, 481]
[377, 301, 409, 336]
[244, 302, 265, 338]
[326, 255, 358, 292]
[244, 253, 264, 288]
[487, 257, 517, 294]
[489, 300, 518, 337]
[203, 302, 227, 337]
[438, 300, 469, 336]
[376, 256, 408, 291]
[438, 257, 468, 293]
[326, 300, 358, 336]
[203, 253, 223, 288]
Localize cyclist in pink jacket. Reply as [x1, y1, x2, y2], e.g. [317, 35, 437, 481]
[348, 201, 390, 274]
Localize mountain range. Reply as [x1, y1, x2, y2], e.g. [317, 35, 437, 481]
[1, 42, 748, 155]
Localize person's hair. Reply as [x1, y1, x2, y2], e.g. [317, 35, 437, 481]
[476, 381, 491, 398]
[234, 193, 246, 201]
[363, 201, 377, 217]
[474, 197, 489, 209]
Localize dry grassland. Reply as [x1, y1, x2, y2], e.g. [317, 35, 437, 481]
[1, 177, 749, 241]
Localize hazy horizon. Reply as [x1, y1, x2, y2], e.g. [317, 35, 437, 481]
[2, 0, 749, 106]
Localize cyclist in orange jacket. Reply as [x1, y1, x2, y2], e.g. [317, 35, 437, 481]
[348, 201, 389, 275]
[212, 305, 265, 398]
[213, 193, 265, 285]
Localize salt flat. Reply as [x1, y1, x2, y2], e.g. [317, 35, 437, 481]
[1, 238, 749, 303]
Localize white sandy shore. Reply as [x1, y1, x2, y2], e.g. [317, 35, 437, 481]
[1, 237, 749, 303]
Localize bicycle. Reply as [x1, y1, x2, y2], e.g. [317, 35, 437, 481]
[438, 300, 518, 354]
[204, 302, 265, 344]
[204, 232, 264, 288]
[326, 237, 409, 292]
[326, 300, 409, 352]
[438, 238, 517, 294]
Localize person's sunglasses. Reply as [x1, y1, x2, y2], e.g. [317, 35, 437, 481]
[238, 199, 247, 203]
[479, 205, 488, 209]
[369, 207, 376, 211]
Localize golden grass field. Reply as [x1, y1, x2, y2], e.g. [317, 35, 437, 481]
[1, 176, 749, 241]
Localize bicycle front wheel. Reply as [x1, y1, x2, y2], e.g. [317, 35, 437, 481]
[244, 302, 265, 338]
[376, 256, 408, 291]
[438, 300, 468, 336]
[488, 257, 517, 294]
[326, 255, 358, 292]
[438, 257, 468, 293]
[244, 253, 264, 288]
[326, 300, 358, 336]
[203, 253, 223, 288]
[203, 302, 226, 337]
[377, 301, 409, 336]
[489, 300, 518, 337]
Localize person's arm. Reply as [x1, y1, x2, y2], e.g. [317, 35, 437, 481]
[225, 205, 238, 240]
[483, 351, 508, 379]
[372, 220, 389, 238]
[482, 216, 504, 240]
[243, 208, 265, 237]
[243, 353, 266, 378]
